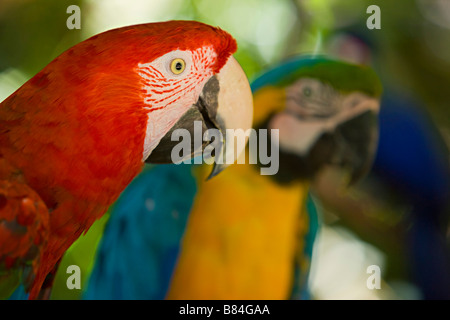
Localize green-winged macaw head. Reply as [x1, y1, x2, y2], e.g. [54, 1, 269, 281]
[251, 55, 382, 185]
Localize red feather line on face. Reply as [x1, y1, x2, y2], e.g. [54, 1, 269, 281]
[138, 46, 217, 112]
[0, 20, 237, 299]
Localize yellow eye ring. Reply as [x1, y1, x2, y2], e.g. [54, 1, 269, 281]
[170, 58, 186, 75]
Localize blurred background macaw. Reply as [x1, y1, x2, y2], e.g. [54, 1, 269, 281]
[1, 0, 449, 300]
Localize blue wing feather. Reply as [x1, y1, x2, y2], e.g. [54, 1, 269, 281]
[83, 164, 197, 299]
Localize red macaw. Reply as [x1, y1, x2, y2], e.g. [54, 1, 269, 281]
[0, 20, 253, 299]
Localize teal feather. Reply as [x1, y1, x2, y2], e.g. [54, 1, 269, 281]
[83, 164, 197, 299]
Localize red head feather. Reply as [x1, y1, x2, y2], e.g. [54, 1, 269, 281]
[0, 20, 238, 299]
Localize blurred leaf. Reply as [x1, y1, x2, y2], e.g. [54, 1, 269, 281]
[0, 0, 83, 75]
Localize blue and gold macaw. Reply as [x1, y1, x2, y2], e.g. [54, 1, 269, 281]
[53, 56, 382, 299]
[166, 56, 381, 299]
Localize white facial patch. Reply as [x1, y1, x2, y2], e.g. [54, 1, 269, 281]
[137, 46, 217, 161]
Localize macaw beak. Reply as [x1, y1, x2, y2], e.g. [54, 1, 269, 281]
[269, 92, 380, 185]
[329, 105, 379, 185]
[205, 57, 254, 179]
[146, 57, 253, 179]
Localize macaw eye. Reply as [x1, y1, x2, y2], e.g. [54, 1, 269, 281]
[303, 87, 312, 97]
[170, 58, 186, 75]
